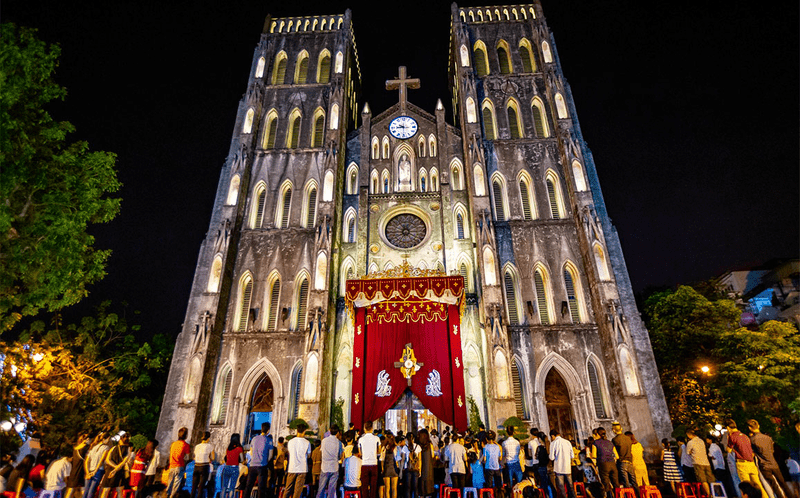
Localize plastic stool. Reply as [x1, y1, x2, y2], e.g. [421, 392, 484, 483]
[573, 482, 587, 498]
[464, 488, 478, 498]
[692, 484, 710, 498]
[39, 492, 62, 498]
[2, 492, 18, 498]
[123, 491, 136, 498]
[479, 489, 495, 498]
[447, 489, 462, 498]
[301, 486, 313, 498]
[343, 491, 361, 498]
[535, 489, 547, 498]
[640, 486, 662, 498]
[440, 487, 451, 498]
[615, 489, 637, 498]
[710, 483, 727, 498]
[678, 483, 697, 498]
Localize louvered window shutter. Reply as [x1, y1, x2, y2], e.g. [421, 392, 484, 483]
[520, 48, 533, 73]
[520, 181, 532, 220]
[297, 278, 309, 329]
[588, 362, 607, 418]
[266, 118, 278, 148]
[318, 56, 331, 83]
[504, 272, 519, 325]
[297, 58, 309, 83]
[474, 48, 488, 76]
[534, 271, 549, 324]
[460, 264, 468, 289]
[237, 280, 253, 332]
[508, 107, 521, 138]
[546, 179, 560, 219]
[498, 47, 511, 74]
[533, 106, 546, 138]
[254, 190, 267, 228]
[313, 116, 324, 147]
[290, 119, 301, 148]
[564, 269, 580, 323]
[482, 107, 495, 140]
[281, 189, 292, 228]
[347, 218, 355, 242]
[218, 369, 232, 424]
[511, 360, 525, 418]
[306, 188, 317, 227]
[457, 213, 465, 239]
[275, 59, 287, 85]
[492, 181, 505, 220]
[267, 280, 280, 332]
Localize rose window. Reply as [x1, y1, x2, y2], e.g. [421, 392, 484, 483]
[384, 214, 427, 248]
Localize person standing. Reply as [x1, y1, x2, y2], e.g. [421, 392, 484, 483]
[65, 433, 91, 498]
[192, 432, 216, 498]
[222, 434, 244, 495]
[344, 447, 363, 492]
[526, 429, 540, 482]
[611, 423, 637, 494]
[134, 439, 159, 498]
[417, 430, 436, 498]
[445, 433, 467, 490]
[482, 431, 504, 497]
[317, 425, 343, 498]
[165, 428, 191, 498]
[502, 426, 523, 491]
[549, 430, 577, 498]
[312, 441, 323, 488]
[382, 435, 400, 498]
[748, 420, 797, 498]
[403, 433, 421, 498]
[706, 435, 732, 496]
[45, 447, 74, 494]
[101, 433, 133, 498]
[625, 432, 649, 487]
[359, 422, 381, 498]
[284, 423, 311, 498]
[677, 437, 695, 484]
[83, 432, 111, 498]
[685, 429, 713, 497]
[592, 428, 619, 498]
[726, 419, 764, 496]
[244, 423, 274, 498]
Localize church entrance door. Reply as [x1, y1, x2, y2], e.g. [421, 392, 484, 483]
[545, 369, 576, 441]
[384, 388, 439, 435]
[246, 373, 273, 442]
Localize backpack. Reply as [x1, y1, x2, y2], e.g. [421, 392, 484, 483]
[409, 445, 421, 472]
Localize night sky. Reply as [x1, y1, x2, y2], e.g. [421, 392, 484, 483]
[5, 0, 798, 337]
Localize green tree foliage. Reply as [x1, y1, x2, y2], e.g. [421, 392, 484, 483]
[0, 302, 171, 449]
[0, 23, 121, 331]
[644, 285, 800, 445]
[467, 395, 483, 433]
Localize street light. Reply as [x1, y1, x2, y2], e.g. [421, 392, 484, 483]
[0, 420, 12, 432]
[701, 365, 710, 374]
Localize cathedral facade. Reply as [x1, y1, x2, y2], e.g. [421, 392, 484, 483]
[157, 3, 672, 454]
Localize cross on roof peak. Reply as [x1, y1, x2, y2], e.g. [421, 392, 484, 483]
[386, 66, 420, 113]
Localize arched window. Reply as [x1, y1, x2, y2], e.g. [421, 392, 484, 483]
[587, 360, 608, 418]
[315, 252, 328, 290]
[243, 107, 254, 134]
[317, 51, 331, 83]
[482, 101, 497, 140]
[323, 170, 334, 202]
[511, 358, 530, 419]
[330, 103, 340, 130]
[496, 41, 512, 74]
[262, 111, 279, 148]
[382, 170, 390, 193]
[255, 56, 266, 78]
[456, 212, 465, 239]
[236, 274, 253, 332]
[335, 51, 344, 73]
[483, 247, 497, 286]
[288, 363, 303, 421]
[340, 258, 355, 295]
[545, 172, 564, 219]
[451, 161, 463, 190]
[519, 176, 534, 220]
[250, 183, 267, 228]
[347, 164, 358, 195]
[430, 169, 439, 191]
[473, 165, 486, 196]
[492, 177, 507, 221]
[312, 110, 326, 147]
[507, 100, 523, 139]
[503, 270, 520, 325]
[346, 214, 356, 243]
[593, 243, 611, 280]
[295, 51, 309, 84]
[563, 265, 581, 323]
[418, 137, 426, 157]
[272, 52, 288, 85]
[211, 365, 233, 424]
[459, 262, 470, 291]
[519, 39, 536, 73]
[276, 182, 292, 228]
[465, 97, 477, 123]
[460, 44, 470, 67]
[555, 93, 568, 119]
[303, 185, 317, 228]
[473, 41, 489, 76]
[287, 109, 302, 148]
[266, 275, 281, 332]
[294, 275, 310, 330]
[419, 169, 427, 192]
[572, 160, 588, 191]
[303, 354, 319, 401]
[370, 171, 379, 194]
[494, 350, 511, 398]
[371, 137, 379, 159]
[534, 268, 550, 325]
[542, 41, 553, 63]
[382, 137, 390, 159]
[531, 98, 549, 138]
[226, 175, 240, 205]
[429, 135, 437, 157]
[619, 347, 641, 395]
[208, 255, 223, 293]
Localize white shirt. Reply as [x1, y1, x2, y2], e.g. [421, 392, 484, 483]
[146, 451, 161, 476]
[502, 437, 521, 463]
[87, 443, 111, 474]
[549, 436, 573, 475]
[44, 457, 72, 491]
[707, 443, 724, 470]
[445, 443, 467, 474]
[344, 456, 362, 488]
[320, 435, 343, 474]
[358, 433, 381, 466]
[526, 438, 540, 466]
[287, 436, 311, 474]
[195, 442, 214, 464]
[679, 443, 693, 467]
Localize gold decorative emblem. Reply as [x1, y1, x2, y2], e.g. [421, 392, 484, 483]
[356, 325, 362, 335]
[369, 244, 380, 253]
[430, 202, 440, 211]
[355, 357, 361, 368]
[457, 396, 463, 407]
[394, 343, 423, 386]
[452, 325, 459, 335]
[354, 393, 360, 404]
[364, 260, 446, 279]
[370, 205, 380, 212]
[454, 357, 460, 368]
[433, 243, 442, 251]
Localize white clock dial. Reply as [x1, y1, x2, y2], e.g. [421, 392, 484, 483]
[389, 116, 418, 139]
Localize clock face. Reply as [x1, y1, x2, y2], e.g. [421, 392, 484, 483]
[389, 116, 418, 139]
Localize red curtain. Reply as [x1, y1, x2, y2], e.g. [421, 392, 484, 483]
[350, 299, 468, 430]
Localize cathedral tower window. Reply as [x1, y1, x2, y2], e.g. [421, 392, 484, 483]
[619, 347, 641, 395]
[315, 253, 328, 290]
[531, 98, 549, 138]
[371, 137, 379, 159]
[518, 175, 535, 220]
[295, 52, 309, 84]
[481, 100, 498, 140]
[511, 358, 530, 419]
[255, 56, 266, 78]
[494, 350, 511, 398]
[483, 247, 497, 286]
[266, 274, 281, 332]
[370, 171, 379, 193]
[555, 93, 568, 119]
[312, 110, 326, 148]
[335, 51, 344, 73]
[428, 135, 437, 157]
[236, 273, 253, 332]
[572, 160, 588, 191]
[347, 164, 358, 194]
[455, 211, 465, 239]
[473, 41, 489, 76]
[243, 107, 255, 134]
[460, 44, 470, 67]
[419, 169, 427, 192]
[287, 109, 302, 148]
[496, 41, 513, 74]
[294, 274, 310, 330]
[503, 268, 521, 325]
[451, 161, 463, 190]
[323, 171, 334, 202]
[382, 170, 390, 193]
[587, 359, 609, 418]
[593, 243, 611, 281]
[465, 98, 477, 123]
[491, 176, 508, 221]
[542, 41, 553, 63]
[288, 363, 303, 421]
[344, 209, 356, 243]
[534, 267, 551, 325]
[317, 50, 331, 83]
[226, 175, 240, 205]
[430, 168, 439, 191]
[473, 165, 486, 196]
[211, 365, 233, 424]
[563, 263, 581, 323]
[272, 51, 288, 85]
[303, 184, 317, 228]
[208, 255, 223, 293]
[459, 263, 469, 290]
[330, 104, 340, 129]
[263, 111, 278, 149]
[250, 183, 267, 229]
[276, 182, 293, 228]
[506, 99, 523, 139]
[382, 137, 390, 158]
[545, 171, 564, 219]
[418, 137, 426, 157]
[519, 39, 536, 73]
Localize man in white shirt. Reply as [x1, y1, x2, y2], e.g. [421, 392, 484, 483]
[445, 433, 467, 489]
[358, 422, 381, 498]
[502, 426, 523, 490]
[525, 428, 540, 480]
[343, 447, 362, 491]
[481, 431, 504, 494]
[45, 449, 73, 492]
[284, 423, 312, 498]
[317, 425, 343, 498]
[549, 429, 577, 498]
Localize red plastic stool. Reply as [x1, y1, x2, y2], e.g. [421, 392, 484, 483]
[2, 493, 17, 498]
[573, 482, 588, 498]
[640, 486, 662, 498]
[123, 490, 136, 498]
[678, 483, 697, 498]
[535, 489, 547, 498]
[710, 483, 727, 498]
[440, 487, 451, 498]
[479, 489, 495, 498]
[692, 484, 710, 498]
[447, 489, 462, 498]
[615, 488, 637, 498]
[343, 491, 361, 498]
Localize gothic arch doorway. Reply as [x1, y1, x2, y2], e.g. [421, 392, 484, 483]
[246, 373, 274, 441]
[545, 368, 576, 441]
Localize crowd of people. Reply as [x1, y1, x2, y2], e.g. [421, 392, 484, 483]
[2, 418, 799, 498]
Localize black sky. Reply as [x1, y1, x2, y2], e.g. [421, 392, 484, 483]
[5, 0, 798, 336]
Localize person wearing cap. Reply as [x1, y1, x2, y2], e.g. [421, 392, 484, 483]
[610, 422, 637, 495]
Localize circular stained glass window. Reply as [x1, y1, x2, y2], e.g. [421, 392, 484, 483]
[384, 213, 427, 249]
